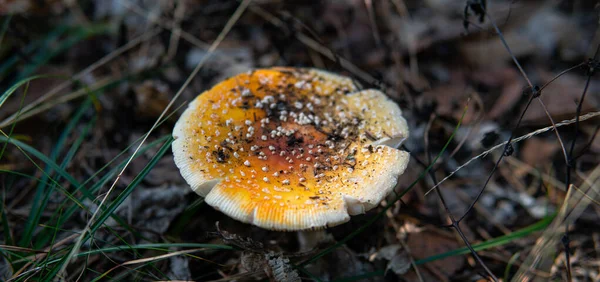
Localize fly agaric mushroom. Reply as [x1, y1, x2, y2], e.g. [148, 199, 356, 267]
[172, 67, 409, 231]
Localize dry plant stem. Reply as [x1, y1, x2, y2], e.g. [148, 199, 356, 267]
[480, 4, 596, 279]
[120, 0, 211, 50]
[11, 233, 79, 278]
[447, 92, 484, 161]
[563, 44, 600, 282]
[331, 17, 351, 60]
[424, 114, 499, 281]
[57, 0, 252, 278]
[484, 7, 532, 87]
[308, 49, 325, 69]
[575, 170, 600, 206]
[388, 0, 419, 77]
[481, 2, 570, 179]
[8, 267, 44, 281]
[384, 205, 425, 281]
[457, 92, 529, 222]
[101, 248, 210, 278]
[7, 170, 39, 209]
[423, 263, 450, 282]
[498, 160, 527, 192]
[0, 245, 47, 253]
[573, 125, 600, 161]
[249, 5, 386, 91]
[538, 63, 586, 92]
[513, 163, 600, 281]
[0, 29, 161, 128]
[364, 0, 381, 47]
[72, 255, 99, 281]
[481, 252, 552, 278]
[397, 231, 424, 281]
[593, 233, 600, 276]
[505, 157, 565, 190]
[567, 46, 600, 186]
[454, 189, 512, 235]
[536, 99, 569, 162]
[425, 111, 600, 195]
[3, 77, 114, 130]
[390, 0, 410, 18]
[275, 11, 364, 91]
[165, 0, 187, 61]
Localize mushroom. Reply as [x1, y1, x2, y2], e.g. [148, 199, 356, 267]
[172, 67, 409, 235]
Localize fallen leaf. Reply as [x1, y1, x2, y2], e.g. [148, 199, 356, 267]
[405, 231, 464, 279]
[521, 137, 560, 167]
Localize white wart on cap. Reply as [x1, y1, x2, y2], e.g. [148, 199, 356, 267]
[172, 67, 410, 231]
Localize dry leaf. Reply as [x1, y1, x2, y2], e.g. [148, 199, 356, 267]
[406, 231, 464, 278]
[521, 137, 560, 167]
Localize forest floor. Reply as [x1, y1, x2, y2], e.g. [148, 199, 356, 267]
[1, 0, 600, 281]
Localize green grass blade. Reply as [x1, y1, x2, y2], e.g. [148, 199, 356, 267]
[78, 104, 182, 190]
[59, 115, 95, 170]
[35, 135, 174, 250]
[332, 215, 555, 282]
[0, 79, 28, 162]
[31, 104, 178, 249]
[39, 243, 234, 267]
[0, 75, 55, 109]
[0, 25, 68, 80]
[504, 252, 521, 281]
[85, 243, 235, 256]
[414, 215, 555, 265]
[0, 170, 53, 186]
[16, 24, 112, 82]
[33, 112, 96, 248]
[0, 14, 11, 47]
[34, 109, 96, 250]
[1, 175, 15, 246]
[0, 137, 87, 195]
[166, 199, 204, 237]
[45, 137, 174, 280]
[18, 100, 92, 247]
[43, 137, 171, 239]
[90, 137, 174, 234]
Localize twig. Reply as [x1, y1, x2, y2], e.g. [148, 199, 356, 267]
[424, 111, 600, 195]
[425, 112, 499, 281]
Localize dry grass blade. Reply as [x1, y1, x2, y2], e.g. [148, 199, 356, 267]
[504, 157, 565, 191]
[165, 0, 187, 60]
[511, 163, 600, 281]
[0, 245, 47, 253]
[1, 76, 113, 126]
[120, 0, 211, 50]
[0, 29, 160, 128]
[364, 0, 381, 46]
[3, 2, 598, 280]
[425, 111, 600, 196]
[57, 0, 252, 278]
[248, 5, 384, 90]
[99, 248, 212, 278]
[11, 233, 79, 278]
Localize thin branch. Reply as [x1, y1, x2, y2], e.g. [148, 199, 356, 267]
[425, 113, 498, 281]
[425, 111, 600, 195]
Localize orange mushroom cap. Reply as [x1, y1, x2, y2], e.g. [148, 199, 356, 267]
[172, 67, 409, 231]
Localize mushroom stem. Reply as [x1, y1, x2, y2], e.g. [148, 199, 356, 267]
[297, 229, 329, 252]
